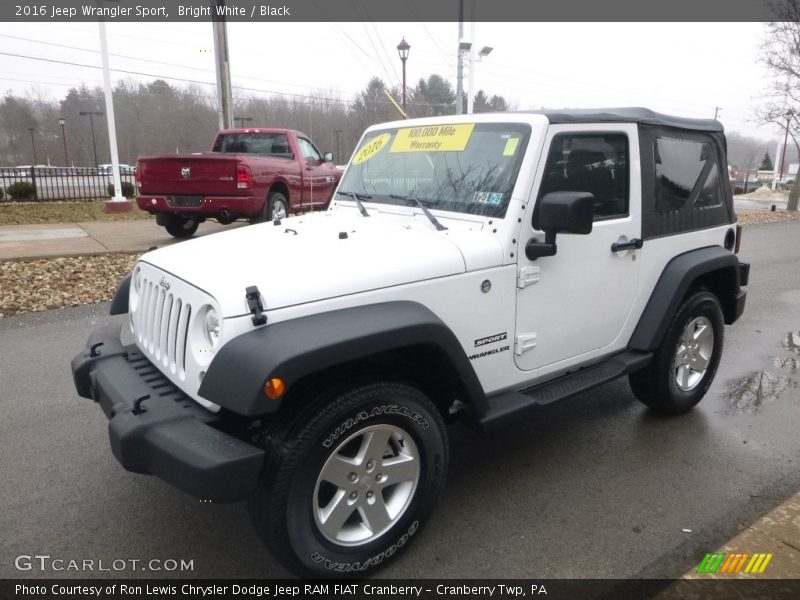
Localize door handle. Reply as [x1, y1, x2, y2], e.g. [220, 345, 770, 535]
[611, 238, 643, 252]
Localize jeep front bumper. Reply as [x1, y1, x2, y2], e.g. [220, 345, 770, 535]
[71, 325, 265, 502]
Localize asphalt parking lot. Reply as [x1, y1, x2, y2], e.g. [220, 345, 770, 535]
[1, 220, 799, 581]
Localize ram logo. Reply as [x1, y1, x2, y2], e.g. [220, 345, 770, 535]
[181, 167, 191, 178]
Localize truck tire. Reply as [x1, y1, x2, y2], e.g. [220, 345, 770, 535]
[164, 216, 199, 238]
[267, 192, 289, 220]
[629, 290, 724, 414]
[249, 381, 448, 577]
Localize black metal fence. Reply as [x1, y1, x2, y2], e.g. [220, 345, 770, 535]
[0, 167, 136, 201]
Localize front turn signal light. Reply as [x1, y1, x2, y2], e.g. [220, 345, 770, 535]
[264, 377, 286, 400]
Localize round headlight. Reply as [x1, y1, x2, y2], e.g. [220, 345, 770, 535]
[204, 307, 221, 349]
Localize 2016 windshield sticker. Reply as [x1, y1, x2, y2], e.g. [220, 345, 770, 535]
[390, 124, 475, 153]
[353, 133, 391, 165]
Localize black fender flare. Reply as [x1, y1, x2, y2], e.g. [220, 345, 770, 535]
[628, 245, 744, 351]
[109, 272, 132, 315]
[197, 301, 487, 417]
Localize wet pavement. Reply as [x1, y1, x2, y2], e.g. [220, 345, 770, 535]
[0, 220, 799, 581]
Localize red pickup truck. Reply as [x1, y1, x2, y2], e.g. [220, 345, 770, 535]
[135, 128, 342, 237]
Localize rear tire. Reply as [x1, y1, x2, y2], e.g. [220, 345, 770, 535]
[267, 192, 289, 220]
[629, 290, 724, 414]
[249, 381, 448, 577]
[253, 191, 289, 223]
[164, 216, 199, 238]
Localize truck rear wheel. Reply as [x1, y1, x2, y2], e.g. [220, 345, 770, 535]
[629, 290, 724, 414]
[249, 381, 448, 576]
[164, 216, 199, 238]
[267, 192, 288, 220]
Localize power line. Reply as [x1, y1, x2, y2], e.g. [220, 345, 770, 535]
[0, 51, 447, 111]
[0, 33, 358, 97]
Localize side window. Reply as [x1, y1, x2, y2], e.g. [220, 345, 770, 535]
[297, 137, 322, 162]
[538, 133, 629, 221]
[654, 137, 722, 211]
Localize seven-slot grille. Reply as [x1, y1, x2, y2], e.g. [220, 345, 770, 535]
[135, 276, 192, 379]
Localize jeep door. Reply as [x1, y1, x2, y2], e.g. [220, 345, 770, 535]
[514, 125, 641, 374]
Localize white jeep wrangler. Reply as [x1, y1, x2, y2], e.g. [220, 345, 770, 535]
[72, 108, 748, 576]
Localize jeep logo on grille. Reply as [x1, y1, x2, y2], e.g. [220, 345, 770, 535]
[181, 167, 191, 178]
[158, 277, 171, 290]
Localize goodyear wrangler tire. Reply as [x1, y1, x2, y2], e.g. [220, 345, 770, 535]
[629, 290, 724, 414]
[249, 382, 448, 576]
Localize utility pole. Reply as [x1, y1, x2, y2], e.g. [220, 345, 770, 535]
[333, 129, 342, 163]
[713, 106, 721, 120]
[79, 111, 102, 167]
[212, 0, 234, 130]
[28, 128, 38, 166]
[456, 0, 464, 115]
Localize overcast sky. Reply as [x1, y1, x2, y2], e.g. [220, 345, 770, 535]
[0, 21, 785, 144]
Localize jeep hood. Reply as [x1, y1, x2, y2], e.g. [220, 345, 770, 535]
[140, 212, 503, 316]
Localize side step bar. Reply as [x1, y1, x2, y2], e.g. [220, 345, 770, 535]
[477, 351, 652, 430]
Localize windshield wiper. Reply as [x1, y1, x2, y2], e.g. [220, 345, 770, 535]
[389, 194, 448, 231]
[336, 190, 370, 217]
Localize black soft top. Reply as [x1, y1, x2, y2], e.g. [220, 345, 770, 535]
[528, 107, 722, 133]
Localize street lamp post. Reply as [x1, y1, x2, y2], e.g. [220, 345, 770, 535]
[396, 37, 410, 116]
[28, 127, 38, 200]
[58, 115, 69, 167]
[779, 109, 794, 182]
[234, 116, 253, 128]
[79, 110, 103, 168]
[467, 45, 493, 114]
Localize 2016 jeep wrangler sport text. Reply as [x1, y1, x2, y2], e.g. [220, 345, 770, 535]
[72, 108, 748, 576]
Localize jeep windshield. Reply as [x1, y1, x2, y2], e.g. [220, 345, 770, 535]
[339, 122, 531, 218]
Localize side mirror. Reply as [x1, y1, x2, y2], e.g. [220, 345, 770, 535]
[526, 191, 594, 260]
[323, 152, 334, 162]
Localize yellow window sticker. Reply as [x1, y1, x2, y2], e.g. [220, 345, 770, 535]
[353, 133, 391, 165]
[503, 137, 520, 157]
[390, 124, 475, 153]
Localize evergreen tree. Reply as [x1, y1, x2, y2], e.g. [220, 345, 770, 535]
[760, 152, 774, 170]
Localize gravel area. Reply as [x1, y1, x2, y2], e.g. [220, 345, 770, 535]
[737, 210, 800, 225]
[0, 253, 140, 318]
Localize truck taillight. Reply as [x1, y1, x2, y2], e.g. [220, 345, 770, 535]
[135, 162, 142, 193]
[237, 164, 252, 189]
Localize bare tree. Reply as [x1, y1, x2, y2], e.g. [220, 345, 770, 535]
[758, 0, 800, 209]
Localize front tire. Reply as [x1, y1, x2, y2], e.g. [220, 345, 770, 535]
[629, 290, 724, 414]
[249, 381, 448, 577]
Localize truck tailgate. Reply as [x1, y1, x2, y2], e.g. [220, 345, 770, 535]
[138, 155, 242, 196]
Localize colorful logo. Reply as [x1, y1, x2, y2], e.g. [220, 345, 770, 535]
[696, 552, 773, 574]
